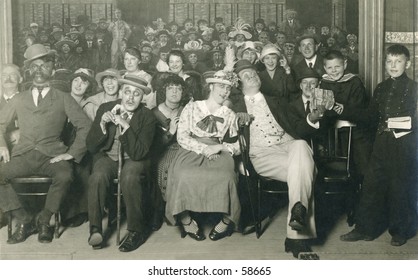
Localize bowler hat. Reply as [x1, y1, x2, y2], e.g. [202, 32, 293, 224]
[233, 59, 256, 74]
[118, 74, 151, 94]
[296, 67, 320, 83]
[23, 44, 55, 66]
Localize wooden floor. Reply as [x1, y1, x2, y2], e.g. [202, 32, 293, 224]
[1, 195, 417, 261]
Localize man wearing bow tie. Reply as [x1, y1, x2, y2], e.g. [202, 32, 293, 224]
[232, 59, 317, 259]
[0, 44, 91, 244]
[86, 74, 156, 252]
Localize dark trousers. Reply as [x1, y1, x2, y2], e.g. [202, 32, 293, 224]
[88, 155, 150, 233]
[355, 132, 418, 238]
[0, 150, 73, 215]
[60, 155, 91, 220]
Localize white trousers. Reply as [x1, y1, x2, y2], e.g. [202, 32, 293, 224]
[250, 139, 317, 239]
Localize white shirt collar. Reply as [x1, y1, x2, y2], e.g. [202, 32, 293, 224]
[244, 92, 264, 103]
[305, 55, 317, 66]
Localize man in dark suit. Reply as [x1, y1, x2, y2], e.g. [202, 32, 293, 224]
[86, 75, 156, 252]
[0, 44, 91, 244]
[292, 33, 325, 80]
[288, 67, 327, 143]
[0, 63, 22, 229]
[232, 59, 317, 259]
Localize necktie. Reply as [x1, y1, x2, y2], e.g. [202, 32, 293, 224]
[309, 62, 313, 68]
[305, 100, 311, 114]
[37, 87, 43, 106]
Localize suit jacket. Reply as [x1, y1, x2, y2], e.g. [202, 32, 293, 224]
[288, 95, 329, 143]
[86, 100, 156, 161]
[0, 87, 91, 163]
[0, 96, 19, 150]
[231, 93, 299, 149]
[258, 67, 298, 103]
[292, 55, 325, 81]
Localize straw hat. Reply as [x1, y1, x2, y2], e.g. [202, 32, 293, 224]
[118, 74, 151, 94]
[70, 68, 97, 86]
[205, 70, 238, 87]
[95, 68, 121, 85]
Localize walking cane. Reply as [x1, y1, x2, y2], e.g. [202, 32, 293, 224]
[237, 124, 257, 235]
[116, 126, 123, 246]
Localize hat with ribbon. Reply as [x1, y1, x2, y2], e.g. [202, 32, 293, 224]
[233, 59, 256, 74]
[205, 70, 238, 87]
[95, 68, 121, 85]
[236, 41, 262, 59]
[70, 68, 97, 86]
[55, 37, 76, 50]
[259, 44, 282, 62]
[118, 74, 151, 94]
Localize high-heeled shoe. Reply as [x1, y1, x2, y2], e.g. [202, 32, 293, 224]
[179, 219, 205, 241]
[209, 220, 234, 241]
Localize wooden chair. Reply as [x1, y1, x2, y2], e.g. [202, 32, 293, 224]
[314, 120, 359, 226]
[237, 126, 288, 238]
[7, 176, 60, 239]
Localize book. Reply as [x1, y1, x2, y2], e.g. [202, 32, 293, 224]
[387, 116, 411, 130]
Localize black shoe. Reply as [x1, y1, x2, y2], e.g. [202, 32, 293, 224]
[209, 220, 234, 241]
[151, 212, 163, 232]
[38, 223, 53, 243]
[289, 202, 306, 231]
[62, 213, 88, 228]
[391, 235, 407, 246]
[88, 227, 103, 249]
[7, 222, 38, 244]
[180, 219, 205, 241]
[284, 238, 319, 259]
[340, 228, 374, 242]
[118, 231, 147, 252]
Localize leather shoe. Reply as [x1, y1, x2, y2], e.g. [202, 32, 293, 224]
[289, 202, 306, 231]
[62, 213, 88, 228]
[340, 228, 374, 242]
[391, 235, 407, 246]
[284, 238, 319, 259]
[88, 227, 103, 249]
[209, 221, 234, 241]
[151, 212, 163, 231]
[7, 222, 38, 244]
[119, 231, 148, 252]
[38, 223, 53, 243]
[180, 219, 205, 241]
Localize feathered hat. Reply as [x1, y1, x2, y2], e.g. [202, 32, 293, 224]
[228, 18, 252, 40]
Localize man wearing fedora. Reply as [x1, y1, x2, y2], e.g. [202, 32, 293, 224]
[0, 44, 91, 244]
[288, 67, 328, 144]
[86, 74, 157, 252]
[291, 33, 325, 80]
[232, 59, 317, 259]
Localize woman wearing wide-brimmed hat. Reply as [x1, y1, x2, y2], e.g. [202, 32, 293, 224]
[83, 68, 121, 121]
[55, 37, 78, 71]
[165, 69, 241, 242]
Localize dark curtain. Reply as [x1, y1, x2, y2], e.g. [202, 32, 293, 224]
[116, 0, 169, 27]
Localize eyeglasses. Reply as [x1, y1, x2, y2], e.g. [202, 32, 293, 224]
[29, 64, 50, 72]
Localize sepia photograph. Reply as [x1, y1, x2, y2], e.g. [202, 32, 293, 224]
[0, 0, 417, 271]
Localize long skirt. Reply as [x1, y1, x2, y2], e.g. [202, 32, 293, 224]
[156, 143, 180, 201]
[165, 147, 241, 228]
